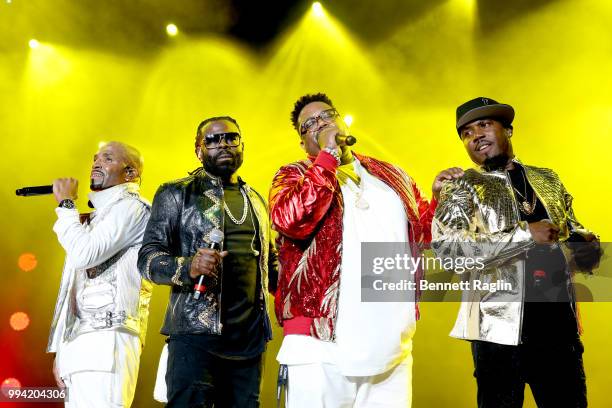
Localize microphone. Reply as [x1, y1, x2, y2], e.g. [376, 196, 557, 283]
[338, 135, 357, 146]
[533, 269, 547, 289]
[16, 185, 53, 196]
[193, 228, 224, 300]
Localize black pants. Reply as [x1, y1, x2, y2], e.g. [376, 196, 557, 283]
[471, 340, 587, 408]
[166, 335, 263, 408]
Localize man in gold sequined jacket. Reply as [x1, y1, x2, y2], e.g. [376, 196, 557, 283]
[138, 116, 278, 407]
[432, 97, 601, 408]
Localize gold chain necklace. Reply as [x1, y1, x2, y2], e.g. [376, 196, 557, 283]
[224, 187, 248, 224]
[512, 168, 536, 215]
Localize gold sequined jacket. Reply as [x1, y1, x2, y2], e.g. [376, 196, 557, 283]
[432, 159, 587, 345]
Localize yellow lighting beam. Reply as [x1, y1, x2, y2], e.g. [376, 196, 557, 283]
[312, 2, 324, 17]
[28, 39, 40, 49]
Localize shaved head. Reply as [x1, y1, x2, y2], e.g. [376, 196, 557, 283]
[90, 141, 144, 191]
[101, 141, 144, 180]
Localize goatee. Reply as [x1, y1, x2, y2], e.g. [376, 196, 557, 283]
[483, 153, 511, 172]
[90, 180, 103, 191]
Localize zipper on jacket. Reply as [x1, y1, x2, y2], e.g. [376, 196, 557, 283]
[217, 187, 224, 334]
[503, 168, 526, 344]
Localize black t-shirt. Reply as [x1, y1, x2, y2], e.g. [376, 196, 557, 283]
[195, 182, 265, 359]
[507, 165, 578, 344]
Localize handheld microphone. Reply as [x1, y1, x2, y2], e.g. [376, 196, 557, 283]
[338, 135, 357, 146]
[16, 185, 53, 196]
[193, 228, 224, 300]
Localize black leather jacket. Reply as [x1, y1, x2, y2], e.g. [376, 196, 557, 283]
[138, 169, 278, 337]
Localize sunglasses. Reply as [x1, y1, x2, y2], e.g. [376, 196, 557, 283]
[203, 132, 241, 149]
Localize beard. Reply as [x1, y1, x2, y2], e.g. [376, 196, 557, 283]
[483, 153, 511, 172]
[203, 153, 243, 179]
[90, 178, 104, 191]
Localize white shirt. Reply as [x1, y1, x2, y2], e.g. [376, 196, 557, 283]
[277, 160, 416, 376]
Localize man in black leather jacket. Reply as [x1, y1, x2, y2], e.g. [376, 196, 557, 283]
[138, 116, 278, 407]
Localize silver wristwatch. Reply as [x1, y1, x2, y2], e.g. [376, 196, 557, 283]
[58, 199, 76, 209]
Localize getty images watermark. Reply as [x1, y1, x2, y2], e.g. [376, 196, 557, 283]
[361, 242, 610, 302]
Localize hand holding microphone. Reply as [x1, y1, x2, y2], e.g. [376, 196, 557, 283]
[191, 229, 227, 300]
[15, 178, 79, 201]
[315, 126, 357, 148]
[52, 178, 79, 203]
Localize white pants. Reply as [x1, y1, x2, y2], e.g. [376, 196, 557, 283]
[60, 332, 141, 407]
[285, 359, 412, 408]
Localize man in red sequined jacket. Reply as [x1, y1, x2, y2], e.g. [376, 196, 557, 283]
[269, 93, 463, 407]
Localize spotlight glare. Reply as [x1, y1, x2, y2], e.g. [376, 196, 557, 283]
[28, 39, 40, 49]
[312, 2, 324, 17]
[10, 312, 30, 331]
[17, 253, 37, 272]
[343, 114, 353, 127]
[166, 23, 178, 37]
[1, 378, 21, 393]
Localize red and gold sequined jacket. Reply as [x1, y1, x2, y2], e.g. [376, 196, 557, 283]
[269, 150, 436, 341]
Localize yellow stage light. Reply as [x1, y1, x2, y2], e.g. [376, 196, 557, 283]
[9, 312, 30, 331]
[1, 378, 21, 392]
[28, 39, 40, 49]
[343, 114, 353, 127]
[312, 2, 324, 17]
[166, 23, 178, 37]
[17, 253, 37, 272]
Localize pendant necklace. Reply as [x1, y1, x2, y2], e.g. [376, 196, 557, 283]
[512, 168, 536, 215]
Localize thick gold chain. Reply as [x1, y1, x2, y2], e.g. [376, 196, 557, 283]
[224, 187, 248, 224]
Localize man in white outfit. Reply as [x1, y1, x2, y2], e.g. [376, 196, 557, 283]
[47, 141, 152, 407]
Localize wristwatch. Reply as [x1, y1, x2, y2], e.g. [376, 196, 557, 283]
[58, 199, 76, 209]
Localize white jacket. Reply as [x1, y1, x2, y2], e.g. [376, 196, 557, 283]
[47, 183, 151, 353]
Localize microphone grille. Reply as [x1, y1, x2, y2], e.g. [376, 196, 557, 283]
[209, 228, 224, 244]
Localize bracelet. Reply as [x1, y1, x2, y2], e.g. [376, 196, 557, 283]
[322, 147, 341, 165]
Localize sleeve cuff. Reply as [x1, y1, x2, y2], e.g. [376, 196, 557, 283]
[171, 256, 195, 286]
[53, 207, 80, 234]
[314, 150, 340, 172]
[55, 207, 79, 218]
